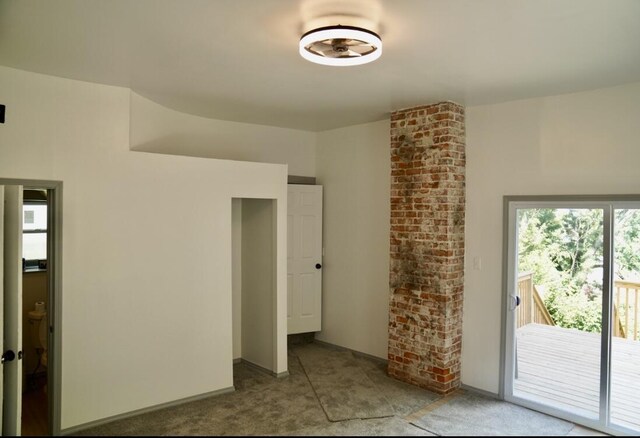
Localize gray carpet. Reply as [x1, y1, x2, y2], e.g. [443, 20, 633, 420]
[79, 354, 329, 436]
[351, 354, 441, 417]
[411, 391, 575, 436]
[75, 343, 595, 436]
[281, 416, 435, 436]
[293, 343, 396, 421]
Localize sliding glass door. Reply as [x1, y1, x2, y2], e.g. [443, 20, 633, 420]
[503, 198, 640, 435]
[610, 207, 640, 430]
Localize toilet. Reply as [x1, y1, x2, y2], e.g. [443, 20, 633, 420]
[27, 308, 47, 370]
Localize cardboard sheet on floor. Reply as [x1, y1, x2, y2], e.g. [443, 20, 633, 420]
[294, 344, 395, 421]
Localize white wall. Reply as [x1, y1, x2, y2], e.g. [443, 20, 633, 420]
[240, 199, 276, 370]
[312, 82, 640, 386]
[129, 93, 316, 177]
[0, 66, 289, 430]
[315, 119, 391, 359]
[463, 81, 640, 393]
[8, 60, 638, 428]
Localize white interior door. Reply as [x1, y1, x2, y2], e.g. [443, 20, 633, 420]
[287, 185, 323, 334]
[2, 185, 23, 436]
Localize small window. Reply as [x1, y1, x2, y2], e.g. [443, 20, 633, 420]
[23, 203, 47, 264]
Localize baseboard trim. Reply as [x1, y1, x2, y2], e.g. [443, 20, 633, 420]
[239, 358, 289, 378]
[312, 339, 388, 365]
[60, 386, 235, 436]
[233, 358, 241, 364]
[460, 383, 500, 400]
[311, 341, 499, 402]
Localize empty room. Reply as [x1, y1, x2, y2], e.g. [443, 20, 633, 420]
[0, 0, 639, 436]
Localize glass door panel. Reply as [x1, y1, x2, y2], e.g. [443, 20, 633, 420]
[513, 208, 603, 420]
[611, 208, 640, 431]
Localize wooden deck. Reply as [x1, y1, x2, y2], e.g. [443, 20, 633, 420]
[515, 323, 640, 431]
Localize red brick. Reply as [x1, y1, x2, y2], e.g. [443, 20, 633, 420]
[388, 102, 465, 395]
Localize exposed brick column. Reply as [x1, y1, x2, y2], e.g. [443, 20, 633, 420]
[387, 102, 465, 395]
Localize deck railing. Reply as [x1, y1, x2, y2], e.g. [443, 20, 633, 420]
[516, 273, 640, 341]
[614, 280, 640, 341]
[516, 272, 554, 328]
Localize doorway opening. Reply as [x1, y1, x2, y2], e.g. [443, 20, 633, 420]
[231, 198, 277, 380]
[502, 196, 640, 435]
[21, 188, 49, 436]
[1, 179, 61, 436]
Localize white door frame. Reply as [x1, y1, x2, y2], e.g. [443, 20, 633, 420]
[0, 186, 4, 433]
[2, 184, 24, 435]
[0, 178, 62, 436]
[231, 196, 284, 376]
[501, 195, 640, 436]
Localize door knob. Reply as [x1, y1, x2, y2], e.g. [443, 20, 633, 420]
[315, 263, 322, 269]
[1, 350, 15, 364]
[509, 295, 521, 311]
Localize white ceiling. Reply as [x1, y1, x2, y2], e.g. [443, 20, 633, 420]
[1, 0, 639, 131]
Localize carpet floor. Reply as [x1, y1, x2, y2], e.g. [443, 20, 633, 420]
[294, 343, 395, 421]
[76, 342, 605, 436]
[409, 391, 575, 436]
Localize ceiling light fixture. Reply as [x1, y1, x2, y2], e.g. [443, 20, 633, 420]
[299, 24, 382, 67]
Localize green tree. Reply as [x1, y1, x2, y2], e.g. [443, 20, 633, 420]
[552, 209, 602, 282]
[518, 208, 603, 333]
[519, 208, 640, 335]
[614, 209, 640, 280]
[518, 209, 562, 288]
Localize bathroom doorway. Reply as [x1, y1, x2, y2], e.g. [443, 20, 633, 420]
[21, 188, 49, 435]
[1, 179, 61, 436]
[231, 198, 278, 377]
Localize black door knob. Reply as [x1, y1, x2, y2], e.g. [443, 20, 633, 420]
[1, 350, 15, 364]
[315, 263, 322, 269]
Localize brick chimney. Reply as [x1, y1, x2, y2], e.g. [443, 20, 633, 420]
[388, 102, 466, 395]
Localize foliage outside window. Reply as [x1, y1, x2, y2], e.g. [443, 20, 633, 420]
[518, 208, 640, 334]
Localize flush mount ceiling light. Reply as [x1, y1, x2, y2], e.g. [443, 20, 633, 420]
[299, 24, 382, 67]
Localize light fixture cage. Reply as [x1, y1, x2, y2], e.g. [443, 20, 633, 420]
[299, 25, 382, 66]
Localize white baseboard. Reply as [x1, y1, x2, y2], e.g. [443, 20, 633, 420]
[60, 386, 235, 436]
